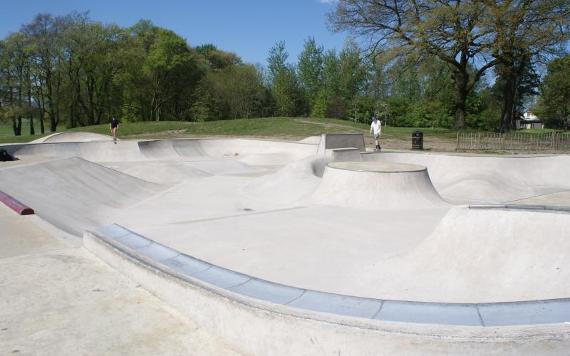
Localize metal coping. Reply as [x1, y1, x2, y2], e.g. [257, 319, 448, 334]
[90, 224, 570, 327]
[469, 204, 570, 212]
[327, 161, 427, 173]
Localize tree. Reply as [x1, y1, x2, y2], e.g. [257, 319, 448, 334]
[482, 0, 570, 131]
[196, 44, 241, 70]
[338, 39, 367, 104]
[191, 64, 267, 120]
[272, 65, 304, 117]
[535, 56, 570, 129]
[0, 32, 35, 136]
[267, 41, 288, 83]
[313, 49, 342, 118]
[119, 21, 206, 122]
[329, 0, 498, 128]
[297, 37, 323, 114]
[143, 28, 199, 121]
[60, 14, 124, 127]
[493, 50, 540, 130]
[267, 41, 304, 116]
[22, 13, 69, 132]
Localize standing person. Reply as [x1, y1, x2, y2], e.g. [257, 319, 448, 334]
[110, 117, 119, 144]
[370, 114, 382, 151]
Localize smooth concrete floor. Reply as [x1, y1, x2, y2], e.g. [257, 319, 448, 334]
[2, 139, 570, 305]
[0, 204, 245, 356]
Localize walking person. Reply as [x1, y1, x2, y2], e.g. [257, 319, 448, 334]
[370, 114, 382, 151]
[110, 117, 119, 144]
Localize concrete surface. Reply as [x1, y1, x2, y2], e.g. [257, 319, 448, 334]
[0, 204, 244, 355]
[84, 226, 570, 356]
[1, 133, 570, 354]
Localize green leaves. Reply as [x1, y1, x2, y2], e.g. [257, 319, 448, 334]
[535, 56, 570, 129]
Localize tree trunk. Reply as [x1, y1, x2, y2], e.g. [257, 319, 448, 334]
[39, 109, 45, 134]
[29, 116, 35, 135]
[12, 117, 22, 136]
[500, 77, 515, 133]
[28, 86, 35, 135]
[453, 71, 468, 129]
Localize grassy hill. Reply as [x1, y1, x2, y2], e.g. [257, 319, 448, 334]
[0, 117, 459, 150]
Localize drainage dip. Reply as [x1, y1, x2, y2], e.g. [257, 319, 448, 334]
[328, 161, 427, 173]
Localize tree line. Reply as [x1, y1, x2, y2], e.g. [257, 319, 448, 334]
[329, 0, 570, 131]
[1, 5, 569, 137]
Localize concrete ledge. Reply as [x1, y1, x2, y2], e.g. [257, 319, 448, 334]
[83, 224, 570, 355]
[329, 147, 362, 162]
[0, 190, 34, 215]
[322, 133, 365, 151]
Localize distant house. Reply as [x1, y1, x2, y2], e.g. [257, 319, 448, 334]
[515, 112, 544, 130]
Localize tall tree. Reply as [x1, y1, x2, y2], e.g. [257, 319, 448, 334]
[22, 14, 67, 132]
[267, 41, 288, 83]
[297, 37, 323, 114]
[329, 0, 498, 128]
[267, 41, 304, 116]
[483, 0, 570, 131]
[313, 49, 342, 118]
[338, 39, 367, 104]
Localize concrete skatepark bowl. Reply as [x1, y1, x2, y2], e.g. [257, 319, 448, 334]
[1, 132, 570, 355]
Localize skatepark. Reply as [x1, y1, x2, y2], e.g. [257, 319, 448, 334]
[1, 132, 569, 355]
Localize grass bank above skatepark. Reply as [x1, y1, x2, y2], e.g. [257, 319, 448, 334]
[0, 118, 459, 150]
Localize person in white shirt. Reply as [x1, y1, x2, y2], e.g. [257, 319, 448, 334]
[370, 114, 382, 151]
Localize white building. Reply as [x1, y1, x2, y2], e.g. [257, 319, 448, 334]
[516, 112, 544, 130]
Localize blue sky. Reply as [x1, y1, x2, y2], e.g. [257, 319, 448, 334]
[0, 0, 347, 66]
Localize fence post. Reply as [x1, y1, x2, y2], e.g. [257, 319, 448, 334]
[456, 131, 460, 151]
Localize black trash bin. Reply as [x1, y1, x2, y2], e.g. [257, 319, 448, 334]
[412, 131, 423, 150]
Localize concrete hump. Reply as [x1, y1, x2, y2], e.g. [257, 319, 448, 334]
[313, 161, 448, 210]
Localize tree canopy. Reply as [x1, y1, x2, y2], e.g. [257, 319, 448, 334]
[328, 0, 570, 129]
[1, 9, 570, 137]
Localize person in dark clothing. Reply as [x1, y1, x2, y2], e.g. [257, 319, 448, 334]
[110, 117, 119, 143]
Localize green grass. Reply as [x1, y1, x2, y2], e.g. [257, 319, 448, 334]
[0, 119, 53, 144]
[0, 117, 462, 144]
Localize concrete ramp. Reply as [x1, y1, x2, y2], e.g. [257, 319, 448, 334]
[3, 137, 318, 165]
[243, 157, 321, 205]
[313, 161, 448, 210]
[32, 132, 113, 143]
[364, 152, 570, 204]
[358, 207, 570, 303]
[3, 141, 146, 162]
[0, 157, 165, 234]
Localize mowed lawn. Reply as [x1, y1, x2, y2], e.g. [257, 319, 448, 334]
[0, 117, 458, 145]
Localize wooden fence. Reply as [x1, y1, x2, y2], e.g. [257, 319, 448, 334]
[456, 131, 570, 152]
